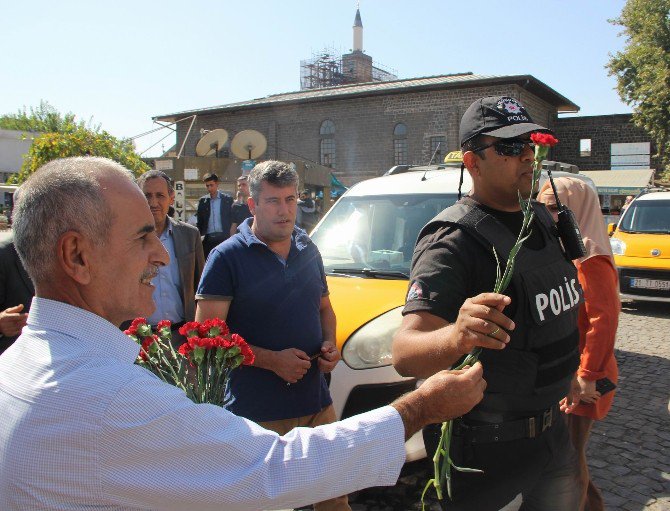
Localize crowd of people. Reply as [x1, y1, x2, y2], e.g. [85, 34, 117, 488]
[0, 95, 619, 511]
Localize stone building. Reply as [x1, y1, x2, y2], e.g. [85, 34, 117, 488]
[154, 74, 578, 186]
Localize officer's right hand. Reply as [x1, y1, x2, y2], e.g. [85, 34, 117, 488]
[272, 348, 312, 383]
[453, 293, 515, 355]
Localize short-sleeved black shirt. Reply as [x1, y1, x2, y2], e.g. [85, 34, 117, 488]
[231, 202, 252, 226]
[403, 202, 545, 323]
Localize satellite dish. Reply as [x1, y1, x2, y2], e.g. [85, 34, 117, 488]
[231, 130, 267, 160]
[195, 129, 229, 157]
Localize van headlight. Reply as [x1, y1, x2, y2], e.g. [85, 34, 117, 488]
[610, 238, 626, 255]
[341, 307, 403, 369]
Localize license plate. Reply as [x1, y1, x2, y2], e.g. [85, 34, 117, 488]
[630, 278, 670, 290]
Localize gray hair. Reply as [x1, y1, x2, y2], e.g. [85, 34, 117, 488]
[13, 156, 134, 285]
[136, 170, 174, 194]
[248, 160, 298, 202]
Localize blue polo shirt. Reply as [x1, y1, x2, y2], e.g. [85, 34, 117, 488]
[196, 218, 332, 422]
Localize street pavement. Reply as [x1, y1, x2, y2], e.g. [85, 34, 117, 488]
[344, 300, 670, 511]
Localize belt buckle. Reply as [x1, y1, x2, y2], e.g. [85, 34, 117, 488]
[528, 417, 536, 438]
[542, 407, 553, 432]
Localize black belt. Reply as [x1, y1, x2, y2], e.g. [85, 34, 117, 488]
[454, 403, 560, 444]
[204, 232, 226, 241]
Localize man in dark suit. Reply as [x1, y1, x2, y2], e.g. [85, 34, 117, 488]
[137, 171, 205, 338]
[196, 173, 233, 258]
[229, 175, 253, 237]
[0, 233, 34, 354]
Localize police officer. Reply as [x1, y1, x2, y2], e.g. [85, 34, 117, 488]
[392, 96, 582, 510]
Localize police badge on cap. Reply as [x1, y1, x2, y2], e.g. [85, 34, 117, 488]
[459, 96, 553, 146]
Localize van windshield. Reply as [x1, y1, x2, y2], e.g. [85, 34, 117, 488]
[619, 199, 670, 234]
[311, 194, 457, 277]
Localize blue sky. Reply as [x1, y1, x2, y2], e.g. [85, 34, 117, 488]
[1, 0, 631, 156]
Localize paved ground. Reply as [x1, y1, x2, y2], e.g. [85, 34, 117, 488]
[344, 300, 670, 511]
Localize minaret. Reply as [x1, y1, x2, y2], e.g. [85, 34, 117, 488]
[342, 5, 372, 83]
[353, 7, 363, 52]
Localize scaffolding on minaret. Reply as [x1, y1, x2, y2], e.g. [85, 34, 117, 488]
[299, 7, 397, 90]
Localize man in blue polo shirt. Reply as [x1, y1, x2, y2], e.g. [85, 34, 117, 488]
[195, 160, 346, 510]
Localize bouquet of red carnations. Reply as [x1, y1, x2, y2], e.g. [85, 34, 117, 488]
[125, 318, 254, 406]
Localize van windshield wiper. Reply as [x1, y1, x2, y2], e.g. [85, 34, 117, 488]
[330, 268, 409, 279]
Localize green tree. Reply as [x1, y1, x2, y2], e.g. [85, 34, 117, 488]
[0, 100, 98, 134]
[607, 0, 670, 180]
[1, 101, 148, 183]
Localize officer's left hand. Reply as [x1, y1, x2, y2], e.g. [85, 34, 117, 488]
[560, 374, 583, 413]
[316, 341, 340, 373]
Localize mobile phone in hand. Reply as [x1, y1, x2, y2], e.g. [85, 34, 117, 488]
[595, 377, 616, 396]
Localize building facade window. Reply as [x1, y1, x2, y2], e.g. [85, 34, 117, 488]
[394, 140, 408, 165]
[320, 139, 336, 168]
[393, 123, 408, 165]
[430, 136, 446, 162]
[579, 138, 592, 157]
[320, 119, 336, 136]
[319, 120, 336, 168]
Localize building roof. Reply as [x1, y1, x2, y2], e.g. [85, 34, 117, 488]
[581, 169, 655, 195]
[154, 73, 579, 122]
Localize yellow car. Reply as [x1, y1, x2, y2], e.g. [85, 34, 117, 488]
[609, 189, 670, 302]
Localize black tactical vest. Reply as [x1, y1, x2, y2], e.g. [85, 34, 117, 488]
[421, 198, 582, 414]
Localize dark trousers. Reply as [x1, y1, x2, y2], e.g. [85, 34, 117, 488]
[424, 413, 581, 511]
[201, 232, 227, 259]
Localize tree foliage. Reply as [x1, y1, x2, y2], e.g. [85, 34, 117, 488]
[607, 0, 670, 180]
[0, 100, 98, 134]
[10, 129, 149, 184]
[1, 101, 148, 183]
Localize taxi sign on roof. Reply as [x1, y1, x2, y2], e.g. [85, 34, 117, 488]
[444, 151, 463, 164]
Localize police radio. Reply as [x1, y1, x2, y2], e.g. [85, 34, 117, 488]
[547, 171, 587, 260]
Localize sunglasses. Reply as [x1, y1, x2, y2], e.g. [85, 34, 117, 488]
[471, 139, 535, 157]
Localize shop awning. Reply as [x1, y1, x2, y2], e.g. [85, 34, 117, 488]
[580, 169, 655, 195]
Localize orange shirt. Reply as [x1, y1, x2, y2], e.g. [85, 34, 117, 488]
[572, 255, 620, 420]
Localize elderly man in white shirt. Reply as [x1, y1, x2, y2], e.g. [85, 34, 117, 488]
[0, 156, 486, 511]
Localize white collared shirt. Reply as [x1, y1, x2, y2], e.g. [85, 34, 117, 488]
[0, 298, 405, 511]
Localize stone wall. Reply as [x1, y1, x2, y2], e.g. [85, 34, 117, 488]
[176, 85, 558, 186]
[552, 114, 659, 171]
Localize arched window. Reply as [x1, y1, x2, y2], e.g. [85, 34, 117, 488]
[393, 123, 407, 137]
[320, 120, 336, 168]
[320, 119, 336, 136]
[393, 123, 408, 165]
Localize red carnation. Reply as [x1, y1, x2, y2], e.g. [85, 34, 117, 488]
[179, 321, 201, 339]
[156, 320, 172, 331]
[530, 132, 559, 147]
[199, 318, 230, 338]
[139, 335, 158, 362]
[231, 334, 254, 365]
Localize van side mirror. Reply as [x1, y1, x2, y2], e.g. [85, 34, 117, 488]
[607, 223, 616, 236]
